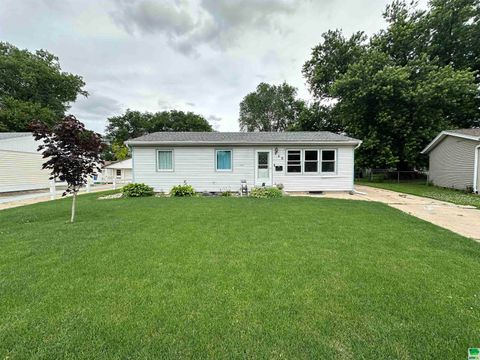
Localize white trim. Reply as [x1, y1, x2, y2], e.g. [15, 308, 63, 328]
[156, 149, 174, 172]
[320, 149, 337, 174]
[215, 149, 233, 172]
[255, 149, 272, 186]
[474, 145, 480, 193]
[422, 131, 480, 154]
[286, 149, 303, 174]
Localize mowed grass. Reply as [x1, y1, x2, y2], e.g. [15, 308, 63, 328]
[1, 194, 480, 359]
[358, 180, 480, 208]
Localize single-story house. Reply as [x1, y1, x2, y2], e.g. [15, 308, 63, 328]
[102, 158, 132, 184]
[421, 129, 480, 193]
[125, 132, 362, 193]
[0, 132, 51, 193]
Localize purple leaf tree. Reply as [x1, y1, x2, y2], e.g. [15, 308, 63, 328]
[30, 115, 105, 222]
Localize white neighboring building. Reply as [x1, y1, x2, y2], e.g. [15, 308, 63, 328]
[102, 158, 132, 184]
[0, 132, 51, 193]
[125, 132, 362, 193]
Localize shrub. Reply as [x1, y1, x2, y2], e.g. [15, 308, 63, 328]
[170, 184, 196, 197]
[122, 183, 154, 197]
[221, 191, 232, 197]
[250, 186, 283, 198]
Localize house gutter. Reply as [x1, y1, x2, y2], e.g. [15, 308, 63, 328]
[474, 144, 480, 193]
[125, 140, 362, 147]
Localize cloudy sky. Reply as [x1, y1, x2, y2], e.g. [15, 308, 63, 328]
[0, 0, 412, 133]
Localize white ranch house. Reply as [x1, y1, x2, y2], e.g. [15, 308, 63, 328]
[125, 132, 362, 193]
[102, 158, 132, 184]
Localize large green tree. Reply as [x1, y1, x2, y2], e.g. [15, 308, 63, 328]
[239, 82, 305, 132]
[303, 0, 480, 170]
[105, 109, 213, 151]
[0, 42, 87, 131]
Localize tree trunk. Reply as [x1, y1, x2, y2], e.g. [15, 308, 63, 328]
[70, 191, 77, 223]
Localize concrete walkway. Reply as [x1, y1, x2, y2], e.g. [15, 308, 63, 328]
[302, 185, 480, 241]
[0, 184, 113, 211]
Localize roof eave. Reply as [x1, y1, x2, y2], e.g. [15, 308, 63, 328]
[125, 140, 362, 147]
[421, 131, 480, 154]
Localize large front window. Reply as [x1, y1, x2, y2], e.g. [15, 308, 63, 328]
[157, 150, 173, 171]
[216, 150, 232, 171]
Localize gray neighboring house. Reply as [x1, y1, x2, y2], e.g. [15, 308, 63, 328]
[125, 132, 362, 193]
[421, 129, 480, 193]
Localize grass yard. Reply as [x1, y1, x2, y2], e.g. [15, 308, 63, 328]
[357, 180, 480, 209]
[1, 194, 479, 359]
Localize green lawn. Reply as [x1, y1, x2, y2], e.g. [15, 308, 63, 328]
[1, 194, 479, 359]
[357, 180, 480, 208]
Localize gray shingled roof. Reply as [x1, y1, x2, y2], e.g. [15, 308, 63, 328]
[0, 132, 32, 140]
[447, 128, 480, 138]
[126, 131, 360, 145]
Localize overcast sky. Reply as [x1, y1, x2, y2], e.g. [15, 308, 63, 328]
[0, 0, 419, 133]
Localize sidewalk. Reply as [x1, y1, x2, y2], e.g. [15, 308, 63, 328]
[0, 184, 113, 211]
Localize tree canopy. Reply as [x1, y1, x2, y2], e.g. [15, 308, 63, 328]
[0, 42, 87, 132]
[302, 0, 480, 169]
[105, 109, 213, 146]
[239, 82, 306, 132]
[30, 116, 104, 223]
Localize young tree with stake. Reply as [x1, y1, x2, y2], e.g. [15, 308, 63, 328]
[30, 115, 104, 223]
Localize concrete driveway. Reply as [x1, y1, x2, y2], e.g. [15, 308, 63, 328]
[0, 184, 113, 211]
[311, 185, 480, 241]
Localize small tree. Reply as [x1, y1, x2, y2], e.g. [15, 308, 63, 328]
[30, 115, 104, 223]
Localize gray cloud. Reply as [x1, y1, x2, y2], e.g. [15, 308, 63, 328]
[208, 114, 222, 130]
[0, 0, 409, 134]
[111, 0, 301, 54]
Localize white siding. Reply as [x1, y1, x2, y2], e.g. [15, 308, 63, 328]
[0, 150, 51, 192]
[429, 136, 479, 190]
[133, 145, 355, 192]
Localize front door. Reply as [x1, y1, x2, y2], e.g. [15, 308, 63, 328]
[255, 150, 272, 186]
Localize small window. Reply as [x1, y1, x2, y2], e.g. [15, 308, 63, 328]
[321, 150, 336, 173]
[287, 150, 302, 173]
[158, 150, 173, 171]
[304, 150, 318, 173]
[216, 150, 232, 171]
[116, 169, 122, 178]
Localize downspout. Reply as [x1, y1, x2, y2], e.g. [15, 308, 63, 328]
[352, 142, 367, 195]
[474, 144, 480, 194]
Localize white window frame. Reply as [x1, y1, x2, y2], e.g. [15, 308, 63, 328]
[215, 149, 233, 172]
[156, 149, 174, 172]
[320, 149, 337, 174]
[303, 149, 319, 174]
[286, 149, 303, 174]
[115, 169, 122, 179]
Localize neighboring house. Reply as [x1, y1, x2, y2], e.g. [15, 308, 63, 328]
[125, 132, 362, 193]
[103, 158, 132, 184]
[421, 129, 480, 193]
[0, 132, 51, 193]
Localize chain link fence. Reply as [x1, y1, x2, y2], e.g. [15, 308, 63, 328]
[355, 169, 429, 184]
